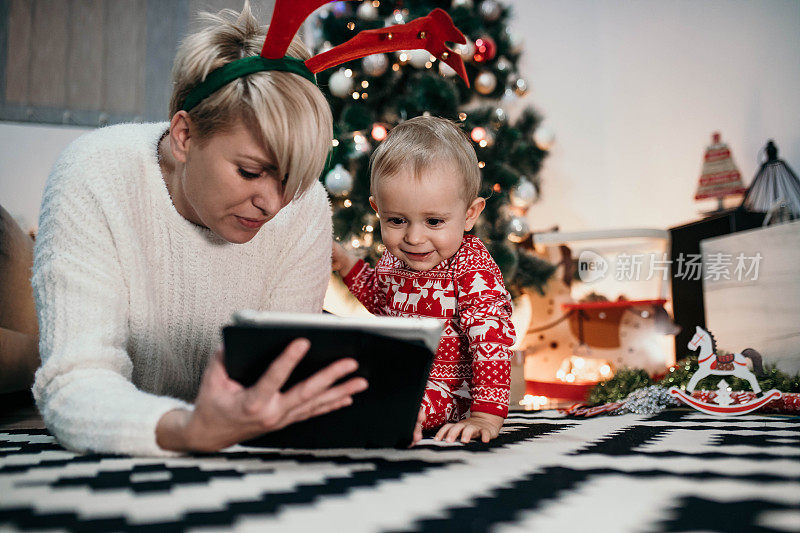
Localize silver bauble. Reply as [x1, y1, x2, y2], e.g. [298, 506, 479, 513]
[329, 69, 354, 98]
[408, 48, 432, 68]
[480, 0, 501, 21]
[362, 53, 389, 76]
[324, 164, 354, 196]
[507, 215, 531, 243]
[533, 126, 556, 151]
[475, 70, 497, 95]
[356, 1, 379, 20]
[452, 0, 473, 7]
[510, 178, 538, 208]
[455, 40, 475, 62]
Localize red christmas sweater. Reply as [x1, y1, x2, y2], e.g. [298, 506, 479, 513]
[343, 234, 515, 429]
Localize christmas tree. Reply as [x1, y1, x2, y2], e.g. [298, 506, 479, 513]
[313, 0, 556, 295]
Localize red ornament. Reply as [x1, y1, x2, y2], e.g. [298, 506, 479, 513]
[473, 36, 497, 63]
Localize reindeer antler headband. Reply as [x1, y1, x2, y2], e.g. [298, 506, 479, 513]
[181, 0, 470, 112]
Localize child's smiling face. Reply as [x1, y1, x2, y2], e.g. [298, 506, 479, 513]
[370, 160, 484, 271]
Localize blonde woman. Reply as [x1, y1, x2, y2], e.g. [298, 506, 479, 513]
[32, 5, 367, 456]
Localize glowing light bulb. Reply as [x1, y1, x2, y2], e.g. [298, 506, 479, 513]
[471, 127, 487, 142]
[536, 396, 549, 409]
[520, 394, 535, 405]
[371, 124, 388, 141]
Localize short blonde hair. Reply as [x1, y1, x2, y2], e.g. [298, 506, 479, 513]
[169, 3, 332, 200]
[370, 116, 480, 203]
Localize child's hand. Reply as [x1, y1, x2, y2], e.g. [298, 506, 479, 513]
[331, 241, 358, 277]
[434, 412, 503, 443]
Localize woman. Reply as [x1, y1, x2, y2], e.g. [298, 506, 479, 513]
[32, 5, 366, 456]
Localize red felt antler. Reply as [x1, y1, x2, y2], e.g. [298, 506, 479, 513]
[261, 0, 332, 59]
[305, 8, 469, 87]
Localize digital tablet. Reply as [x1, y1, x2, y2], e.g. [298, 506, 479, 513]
[223, 311, 443, 449]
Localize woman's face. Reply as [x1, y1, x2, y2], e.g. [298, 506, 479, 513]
[176, 120, 289, 244]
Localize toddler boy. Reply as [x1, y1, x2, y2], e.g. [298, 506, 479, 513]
[332, 116, 515, 443]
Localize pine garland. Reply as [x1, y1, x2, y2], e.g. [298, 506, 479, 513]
[588, 368, 652, 406]
[588, 356, 800, 406]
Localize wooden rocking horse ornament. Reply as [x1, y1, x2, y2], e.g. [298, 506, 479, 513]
[669, 326, 781, 416]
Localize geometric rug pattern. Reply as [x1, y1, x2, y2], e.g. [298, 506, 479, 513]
[2, 410, 799, 532]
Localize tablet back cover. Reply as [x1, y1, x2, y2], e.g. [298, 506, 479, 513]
[223, 325, 435, 448]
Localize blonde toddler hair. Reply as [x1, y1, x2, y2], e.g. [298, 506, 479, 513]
[369, 116, 480, 203]
[169, 3, 332, 200]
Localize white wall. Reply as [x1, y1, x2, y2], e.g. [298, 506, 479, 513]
[2, 1, 799, 234]
[509, 0, 800, 232]
[0, 122, 90, 232]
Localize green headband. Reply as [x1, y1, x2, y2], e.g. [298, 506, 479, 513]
[181, 55, 317, 112]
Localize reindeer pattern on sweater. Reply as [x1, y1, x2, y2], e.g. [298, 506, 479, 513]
[343, 235, 515, 429]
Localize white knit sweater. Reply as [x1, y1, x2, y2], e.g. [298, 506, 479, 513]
[32, 122, 332, 456]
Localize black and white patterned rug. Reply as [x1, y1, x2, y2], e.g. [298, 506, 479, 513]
[2, 410, 799, 532]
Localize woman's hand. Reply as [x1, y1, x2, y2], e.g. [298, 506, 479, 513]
[156, 338, 368, 452]
[410, 406, 426, 446]
[434, 412, 504, 444]
[331, 242, 358, 278]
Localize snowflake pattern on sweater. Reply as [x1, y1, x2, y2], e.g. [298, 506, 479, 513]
[343, 234, 515, 429]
